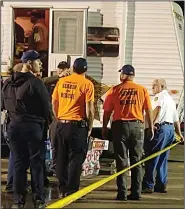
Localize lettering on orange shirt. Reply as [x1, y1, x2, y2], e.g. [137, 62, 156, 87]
[52, 73, 94, 121]
[60, 82, 77, 99]
[120, 88, 137, 105]
[103, 81, 152, 122]
[62, 83, 77, 90]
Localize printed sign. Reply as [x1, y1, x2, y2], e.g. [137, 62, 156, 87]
[92, 139, 109, 151]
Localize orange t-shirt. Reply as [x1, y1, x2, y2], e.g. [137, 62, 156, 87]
[103, 81, 152, 122]
[52, 73, 94, 121]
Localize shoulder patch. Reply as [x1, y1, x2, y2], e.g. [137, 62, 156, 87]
[154, 97, 158, 101]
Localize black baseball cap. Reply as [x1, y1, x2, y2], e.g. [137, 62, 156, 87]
[57, 61, 70, 69]
[118, 64, 135, 76]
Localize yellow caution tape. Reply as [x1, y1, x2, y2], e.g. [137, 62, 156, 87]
[46, 134, 182, 208]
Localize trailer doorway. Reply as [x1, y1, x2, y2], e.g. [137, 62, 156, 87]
[13, 8, 50, 77]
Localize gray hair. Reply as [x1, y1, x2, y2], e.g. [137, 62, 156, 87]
[153, 78, 167, 89]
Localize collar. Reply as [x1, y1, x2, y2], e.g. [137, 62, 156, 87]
[159, 89, 168, 95]
[122, 80, 134, 83]
[155, 89, 168, 97]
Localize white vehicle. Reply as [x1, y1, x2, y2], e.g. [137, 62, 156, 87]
[1, 1, 184, 129]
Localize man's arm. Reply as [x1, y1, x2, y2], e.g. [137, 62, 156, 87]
[86, 100, 95, 136]
[102, 88, 114, 139]
[85, 82, 95, 137]
[51, 81, 60, 119]
[145, 109, 154, 129]
[34, 79, 51, 120]
[33, 26, 43, 43]
[173, 109, 184, 142]
[143, 88, 154, 128]
[42, 75, 59, 86]
[153, 106, 161, 124]
[1, 80, 9, 111]
[52, 99, 59, 119]
[28, 26, 43, 50]
[174, 121, 182, 137]
[103, 111, 112, 129]
[1, 91, 5, 111]
[143, 88, 154, 140]
[42, 69, 73, 86]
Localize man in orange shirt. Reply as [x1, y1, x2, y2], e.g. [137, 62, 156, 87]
[52, 58, 95, 197]
[102, 65, 154, 201]
[29, 10, 49, 77]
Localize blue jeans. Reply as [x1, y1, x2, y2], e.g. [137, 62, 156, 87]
[143, 124, 175, 189]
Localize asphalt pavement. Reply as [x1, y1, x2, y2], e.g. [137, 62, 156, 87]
[1, 144, 184, 208]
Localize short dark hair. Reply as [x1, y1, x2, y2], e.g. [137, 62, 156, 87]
[73, 58, 87, 74]
[57, 61, 69, 70]
[31, 10, 42, 19]
[73, 67, 87, 74]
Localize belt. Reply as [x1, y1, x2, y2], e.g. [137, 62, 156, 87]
[160, 122, 173, 126]
[155, 122, 173, 129]
[114, 120, 143, 123]
[58, 119, 88, 128]
[58, 120, 80, 124]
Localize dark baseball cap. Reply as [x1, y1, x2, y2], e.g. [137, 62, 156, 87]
[57, 61, 70, 69]
[21, 50, 41, 63]
[73, 58, 87, 70]
[118, 64, 135, 76]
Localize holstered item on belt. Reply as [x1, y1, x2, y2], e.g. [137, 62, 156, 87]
[154, 123, 160, 132]
[80, 120, 88, 128]
[154, 122, 173, 132]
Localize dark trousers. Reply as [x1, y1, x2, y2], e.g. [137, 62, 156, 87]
[8, 122, 45, 204]
[56, 122, 88, 194]
[6, 151, 29, 190]
[42, 124, 49, 180]
[49, 119, 58, 171]
[6, 135, 29, 190]
[143, 125, 175, 189]
[30, 125, 48, 192]
[7, 129, 48, 192]
[7, 151, 14, 189]
[111, 120, 144, 197]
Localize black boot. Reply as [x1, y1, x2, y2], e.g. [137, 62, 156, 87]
[116, 192, 127, 201]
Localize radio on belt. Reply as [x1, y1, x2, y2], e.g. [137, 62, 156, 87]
[92, 139, 109, 151]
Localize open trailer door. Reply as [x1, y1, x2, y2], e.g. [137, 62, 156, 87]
[1, 2, 15, 74]
[48, 8, 88, 76]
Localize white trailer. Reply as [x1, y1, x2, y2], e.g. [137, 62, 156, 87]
[1, 1, 184, 128]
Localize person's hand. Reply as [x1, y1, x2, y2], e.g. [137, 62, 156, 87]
[179, 133, 184, 143]
[58, 69, 72, 78]
[87, 128, 92, 138]
[145, 127, 154, 141]
[150, 128, 154, 141]
[89, 136, 94, 141]
[102, 127, 108, 139]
